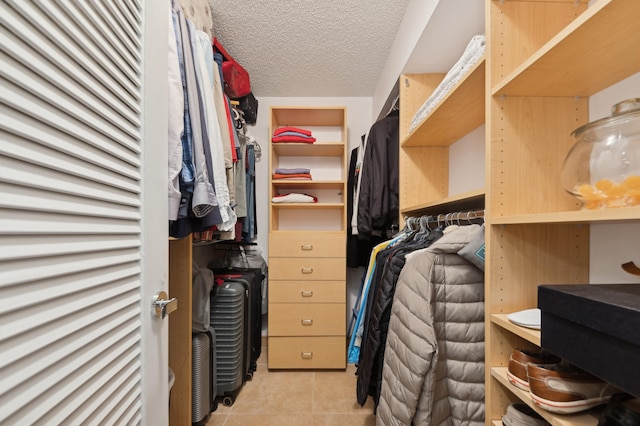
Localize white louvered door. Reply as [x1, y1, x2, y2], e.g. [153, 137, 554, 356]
[0, 1, 169, 425]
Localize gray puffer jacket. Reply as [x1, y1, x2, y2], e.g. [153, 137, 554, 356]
[376, 225, 485, 426]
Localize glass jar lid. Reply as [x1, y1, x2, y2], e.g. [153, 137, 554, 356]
[572, 98, 640, 138]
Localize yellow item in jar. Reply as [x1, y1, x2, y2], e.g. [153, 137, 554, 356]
[574, 175, 640, 209]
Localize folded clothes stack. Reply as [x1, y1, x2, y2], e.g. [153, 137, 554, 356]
[272, 167, 312, 180]
[271, 193, 317, 203]
[272, 126, 316, 143]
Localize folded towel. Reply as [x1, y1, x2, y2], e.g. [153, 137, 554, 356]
[274, 126, 312, 137]
[272, 193, 318, 203]
[273, 131, 315, 139]
[272, 135, 316, 143]
[275, 167, 311, 174]
[409, 34, 486, 134]
[272, 173, 312, 180]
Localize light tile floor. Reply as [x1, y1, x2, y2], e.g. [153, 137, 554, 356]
[206, 346, 375, 425]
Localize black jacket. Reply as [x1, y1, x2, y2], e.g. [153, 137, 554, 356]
[357, 110, 399, 239]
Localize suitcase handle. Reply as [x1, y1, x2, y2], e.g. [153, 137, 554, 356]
[301, 267, 313, 274]
[301, 290, 313, 297]
[301, 352, 313, 359]
[301, 244, 313, 251]
[301, 318, 313, 326]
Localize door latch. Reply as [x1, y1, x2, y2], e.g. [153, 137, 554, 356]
[152, 291, 177, 319]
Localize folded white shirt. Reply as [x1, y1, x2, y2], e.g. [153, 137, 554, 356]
[272, 193, 318, 203]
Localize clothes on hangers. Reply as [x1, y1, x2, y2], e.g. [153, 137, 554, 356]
[169, 3, 258, 242]
[351, 213, 485, 423]
[377, 224, 485, 425]
[356, 109, 400, 239]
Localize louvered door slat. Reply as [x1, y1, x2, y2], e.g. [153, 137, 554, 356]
[0, 31, 141, 131]
[0, 0, 149, 423]
[3, 1, 141, 102]
[1, 120, 141, 184]
[2, 84, 141, 164]
[59, 1, 142, 78]
[0, 210, 140, 235]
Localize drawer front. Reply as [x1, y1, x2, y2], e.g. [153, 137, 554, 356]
[269, 232, 346, 258]
[268, 336, 346, 369]
[269, 280, 345, 303]
[269, 257, 346, 281]
[269, 303, 345, 336]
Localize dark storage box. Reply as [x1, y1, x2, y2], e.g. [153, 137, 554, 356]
[538, 284, 640, 397]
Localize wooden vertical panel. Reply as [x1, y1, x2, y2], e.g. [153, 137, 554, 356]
[490, 96, 587, 217]
[398, 74, 449, 217]
[169, 236, 192, 426]
[399, 74, 445, 141]
[489, 0, 587, 87]
[400, 146, 448, 212]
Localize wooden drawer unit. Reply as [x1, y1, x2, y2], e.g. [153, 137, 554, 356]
[269, 231, 346, 258]
[269, 257, 346, 281]
[269, 303, 346, 336]
[269, 280, 345, 304]
[268, 336, 346, 369]
[267, 107, 347, 370]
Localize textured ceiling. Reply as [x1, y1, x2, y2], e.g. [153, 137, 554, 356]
[208, 0, 411, 97]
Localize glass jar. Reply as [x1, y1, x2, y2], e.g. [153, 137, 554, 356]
[561, 99, 640, 210]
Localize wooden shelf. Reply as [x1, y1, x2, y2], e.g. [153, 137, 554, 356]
[490, 206, 640, 225]
[401, 189, 485, 217]
[492, 0, 640, 97]
[271, 202, 344, 209]
[272, 180, 345, 189]
[491, 367, 602, 426]
[491, 314, 541, 346]
[401, 57, 485, 147]
[271, 106, 346, 127]
[272, 142, 345, 157]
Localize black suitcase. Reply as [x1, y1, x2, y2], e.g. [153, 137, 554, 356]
[191, 328, 217, 425]
[209, 280, 248, 406]
[211, 270, 262, 375]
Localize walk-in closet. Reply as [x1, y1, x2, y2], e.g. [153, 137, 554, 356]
[1, 0, 639, 425]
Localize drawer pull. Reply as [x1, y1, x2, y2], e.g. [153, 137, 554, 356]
[301, 318, 313, 326]
[301, 290, 314, 297]
[301, 267, 313, 274]
[301, 244, 313, 251]
[301, 351, 313, 359]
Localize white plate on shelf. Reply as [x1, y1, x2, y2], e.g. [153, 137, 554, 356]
[507, 308, 541, 329]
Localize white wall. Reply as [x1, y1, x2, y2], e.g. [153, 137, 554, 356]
[588, 72, 640, 284]
[448, 125, 485, 195]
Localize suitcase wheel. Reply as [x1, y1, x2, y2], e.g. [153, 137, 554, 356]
[222, 396, 235, 407]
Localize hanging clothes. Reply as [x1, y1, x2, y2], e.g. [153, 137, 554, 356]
[357, 109, 400, 239]
[356, 225, 444, 409]
[376, 224, 485, 426]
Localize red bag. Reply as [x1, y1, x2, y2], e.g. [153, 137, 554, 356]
[213, 37, 251, 99]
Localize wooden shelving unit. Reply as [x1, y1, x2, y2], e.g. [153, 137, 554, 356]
[267, 106, 348, 370]
[484, 0, 640, 424]
[398, 1, 639, 425]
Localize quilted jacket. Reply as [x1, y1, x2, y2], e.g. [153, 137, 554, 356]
[376, 225, 485, 426]
[356, 229, 443, 409]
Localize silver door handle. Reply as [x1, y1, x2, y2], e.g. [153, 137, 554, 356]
[301, 318, 313, 326]
[152, 291, 177, 319]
